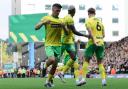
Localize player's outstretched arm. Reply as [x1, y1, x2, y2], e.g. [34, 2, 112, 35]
[35, 21, 44, 30]
[35, 20, 50, 30]
[68, 25, 90, 38]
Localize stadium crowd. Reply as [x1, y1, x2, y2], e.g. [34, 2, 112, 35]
[87, 36, 128, 74]
[104, 36, 128, 74]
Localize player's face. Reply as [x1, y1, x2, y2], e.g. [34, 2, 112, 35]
[52, 6, 61, 17]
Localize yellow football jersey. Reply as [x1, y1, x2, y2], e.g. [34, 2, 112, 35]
[41, 15, 63, 46]
[61, 14, 75, 44]
[85, 16, 104, 46]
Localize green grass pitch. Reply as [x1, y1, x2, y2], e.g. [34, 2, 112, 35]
[0, 78, 127, 89]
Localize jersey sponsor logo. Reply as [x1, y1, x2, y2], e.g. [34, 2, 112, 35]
[96, 36, 103, 39]
[51, 24, 62, 28]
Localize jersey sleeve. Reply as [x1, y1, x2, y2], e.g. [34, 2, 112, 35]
[41, 16, 48, 22]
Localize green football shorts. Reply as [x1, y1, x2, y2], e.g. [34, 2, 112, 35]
[45, 46, 61, 61]
[84, 44, 105, 60]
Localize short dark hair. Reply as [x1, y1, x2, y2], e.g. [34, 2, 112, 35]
[88, 8, 96, 14]
[52, 3, 62, 8]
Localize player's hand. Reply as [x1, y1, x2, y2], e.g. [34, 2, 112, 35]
[94, 41, 100, 46]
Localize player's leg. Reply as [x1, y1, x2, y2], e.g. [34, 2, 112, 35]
[59, 52, 82, 85]
[96, 45, 107, 86]
[45, 60, 57, 87]
[43, 46, 55, 79]
[82, 45, 95, 77]
[58, 49, 70, 83]
[59, 55, 80, 84]
[77, 58, 89, 86]
[58, 44, 77, 83]
[44, 47, 56, 69]
[58, 50, 69, 73]
[73, 62, 82, 85]
[62, 44, 85, 86]
[59, 45, 68, 72]
[44, 46, 60, 87]
[44, 59, 56, 87]
[80, 45, 95, 85]
[62, 44, 76, 73]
